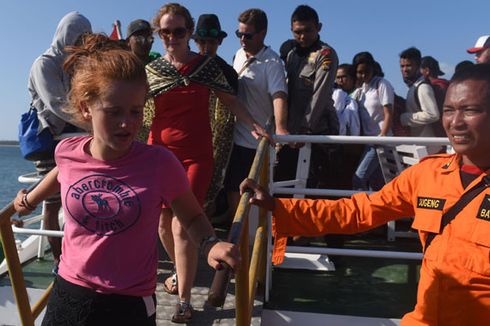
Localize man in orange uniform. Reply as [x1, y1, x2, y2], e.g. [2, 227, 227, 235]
[241, 64, 490, 325]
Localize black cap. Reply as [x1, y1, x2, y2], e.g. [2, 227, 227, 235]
[192, 14, 227, 40]
[420, 56, 445, 76]
[126, 19, 152, 38]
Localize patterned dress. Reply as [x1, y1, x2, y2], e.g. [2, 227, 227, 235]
[140, 55, 236, 207]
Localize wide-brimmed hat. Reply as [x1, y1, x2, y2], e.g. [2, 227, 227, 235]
[420, 56, 445, 76]
[467, 35, 490, 53]
[192, 14, 227, 40]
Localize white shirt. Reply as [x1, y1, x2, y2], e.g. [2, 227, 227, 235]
[233, 46, 287, 149]
[353, 76, 394, 136]
[332, 88, 360, 136]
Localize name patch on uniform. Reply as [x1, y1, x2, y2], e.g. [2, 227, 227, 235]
[477, 194, 490, 221]
[417, 197, 446, 210]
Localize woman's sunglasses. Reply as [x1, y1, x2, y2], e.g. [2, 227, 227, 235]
[157, 27, 188, 39]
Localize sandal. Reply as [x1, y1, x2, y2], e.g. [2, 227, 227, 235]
[171, 301, 193, 323]
[163, 271, 178, 295]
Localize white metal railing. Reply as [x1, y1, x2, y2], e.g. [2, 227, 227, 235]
[274, 135, 451, 146]
[264, 134, 450, 302]
[12, 132, 84, 241]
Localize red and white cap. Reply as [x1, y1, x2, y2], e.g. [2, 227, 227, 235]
[467, 35, 490, 53]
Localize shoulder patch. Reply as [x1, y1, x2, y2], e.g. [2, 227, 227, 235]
[320, 48, 332, 57]
[417, 196, 446, 210]
[477, 194, 490, 221]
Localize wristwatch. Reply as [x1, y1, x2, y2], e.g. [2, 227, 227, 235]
[200, 235, 221, 256]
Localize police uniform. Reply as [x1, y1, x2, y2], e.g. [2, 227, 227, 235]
[281, 38, 339, 135]
[275, 39, 339, 188]
[271, 154, 490, 325]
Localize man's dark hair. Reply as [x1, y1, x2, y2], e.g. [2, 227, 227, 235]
[451, 63, 490, 85]
[238, 8, 267, 32]
[454, 60, 474, 75]
[399, 47, 422, 66]
[291, 5, 319, 25]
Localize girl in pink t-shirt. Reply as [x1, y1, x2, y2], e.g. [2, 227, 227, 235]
[14, 34, 239, 326]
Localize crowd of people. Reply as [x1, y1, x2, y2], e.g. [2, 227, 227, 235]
[12, 2, 490, 325]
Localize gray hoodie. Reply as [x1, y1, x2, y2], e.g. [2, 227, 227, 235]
[28, 12, 91, 135]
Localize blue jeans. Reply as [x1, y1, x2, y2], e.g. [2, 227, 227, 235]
[352, 145, 384, 191]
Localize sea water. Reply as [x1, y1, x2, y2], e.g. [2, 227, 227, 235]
[0, 146, 36, 210]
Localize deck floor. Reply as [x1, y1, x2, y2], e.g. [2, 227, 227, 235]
[155, 248, 263, 325]
[0, 240, 264, 325]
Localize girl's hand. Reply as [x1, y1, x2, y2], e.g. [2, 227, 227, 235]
[14, 189, 35, 216]
[206, 241, 241, 271]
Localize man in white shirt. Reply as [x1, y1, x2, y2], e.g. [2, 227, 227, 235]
[223, 8, 288, 222]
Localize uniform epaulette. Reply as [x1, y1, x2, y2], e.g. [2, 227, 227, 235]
[419, 153, 452, 163]
[419, 153, 457, 170]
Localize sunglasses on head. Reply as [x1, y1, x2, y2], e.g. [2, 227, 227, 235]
[157, 27, 188, 39]
[197, 28, 219, 39]
[235, 29, 255, 40]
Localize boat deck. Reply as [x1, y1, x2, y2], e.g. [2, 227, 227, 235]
[1, 226, 421, 325]
[0, 232, 264, 325]
[154, 243, 263, 325]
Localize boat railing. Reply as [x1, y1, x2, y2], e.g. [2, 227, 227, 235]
[208, 136, 270, 326]
[0, 133, 84, 324]
[265, 134, 450, 302]
[8, 134, 84, 258]
[0, 183, 52, 326]
[206, 134, 450, 324]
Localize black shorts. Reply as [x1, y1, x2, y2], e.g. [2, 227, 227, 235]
[224, 144, 256, 192]
[42, 276, 156, 326]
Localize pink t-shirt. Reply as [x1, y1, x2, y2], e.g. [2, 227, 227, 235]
[55, 136, 189, 296]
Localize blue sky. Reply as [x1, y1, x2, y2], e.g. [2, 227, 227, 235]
[1, 0, 488, 140]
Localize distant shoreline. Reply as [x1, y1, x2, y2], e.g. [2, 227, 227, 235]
[0, 141, 19, 147]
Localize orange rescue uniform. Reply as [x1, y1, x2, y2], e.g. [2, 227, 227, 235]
[272, 154, 490, 325]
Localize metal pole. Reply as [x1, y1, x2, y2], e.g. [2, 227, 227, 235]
[247, 152, 269, 323]
[235, 216, 250, 326]
[274, 134, 450, 146]
[0, 203, 35, 326]
[285, 245, 423, 260]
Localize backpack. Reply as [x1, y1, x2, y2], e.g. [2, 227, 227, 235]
[414, 79, 446, 137]
[391, 94, 410, 136]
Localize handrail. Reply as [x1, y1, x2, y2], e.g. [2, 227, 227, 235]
[263, 134, 450, 303]
[0, 180, 51, 326]
[206, 135, 445, 324]
[208, 136, 270, 325]
[274, 134, 450, 146]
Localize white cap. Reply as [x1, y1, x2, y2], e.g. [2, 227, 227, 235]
[467, 35, 490, 53]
